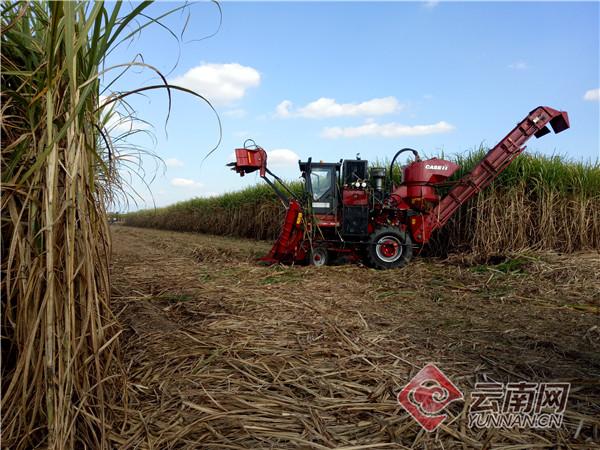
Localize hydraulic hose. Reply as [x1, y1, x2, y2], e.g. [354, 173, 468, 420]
[388, 148, 421, 192]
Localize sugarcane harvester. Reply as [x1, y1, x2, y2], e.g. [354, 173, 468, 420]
[229, 106, 570, 269]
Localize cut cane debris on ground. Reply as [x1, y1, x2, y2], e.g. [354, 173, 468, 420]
[111, 226, 600, 448]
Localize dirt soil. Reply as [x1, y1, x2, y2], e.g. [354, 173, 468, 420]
[110, 226, 600, 449]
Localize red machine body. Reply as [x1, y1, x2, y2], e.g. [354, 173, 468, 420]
[404, 158, 460, 184]
[342, 188, 369, 206]
[392, 158, 460, 210]
[258, 200, 305, 264]
[229, 106, 570, 269]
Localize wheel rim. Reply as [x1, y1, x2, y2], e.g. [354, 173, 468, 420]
[312, 249, 327, 266]
[376, 236, 403, 263]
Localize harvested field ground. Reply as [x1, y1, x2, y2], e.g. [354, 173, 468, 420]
[111, 226, 600, 449]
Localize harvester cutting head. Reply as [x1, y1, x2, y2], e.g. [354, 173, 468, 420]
[227, 146, 267, 177]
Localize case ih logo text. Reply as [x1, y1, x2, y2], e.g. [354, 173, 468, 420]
[424, 164, 449, 171]
[397, 364, 463, 432]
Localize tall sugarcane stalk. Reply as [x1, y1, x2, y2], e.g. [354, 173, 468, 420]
[0, 1, 213, 447]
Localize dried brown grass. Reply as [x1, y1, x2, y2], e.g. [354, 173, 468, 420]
[108, 226, 600, 448]
[428, 185, 600, 255]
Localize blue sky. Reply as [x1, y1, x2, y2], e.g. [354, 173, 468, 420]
[104, 1, 599, 210]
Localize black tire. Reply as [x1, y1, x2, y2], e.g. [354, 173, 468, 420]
[310, 246, 329, 267]
[366, 227, 413, 269]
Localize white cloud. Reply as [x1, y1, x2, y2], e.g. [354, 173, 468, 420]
[321, 120, 454, 139]
[98, 94, 110, 108]
[165, 158, 184, 168]
[98, 95, 150, 135]
[275, 96, 402, 118]
[583, 88, 600, 102]
[423, 0, 439, 9]
[276, 100, 293, 118]
[171, 177, 203, 188]
[223, 108, 247, 118]
[107, 114, 150, 134]
[171, 63, 260, 105]
[99, 95, 144, 134]
[267, 149, 300, 167]
[508, 61, 528, 70]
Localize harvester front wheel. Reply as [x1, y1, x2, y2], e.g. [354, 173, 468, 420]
[367, 228, 413, 269]
[310, 246, 329, 267]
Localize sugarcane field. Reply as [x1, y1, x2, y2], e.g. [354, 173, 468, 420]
[1, 2, 599, 449]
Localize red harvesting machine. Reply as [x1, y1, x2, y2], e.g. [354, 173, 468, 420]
[229, 106, 569, 269]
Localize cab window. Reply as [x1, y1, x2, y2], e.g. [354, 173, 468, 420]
[310, 169, 332, 201]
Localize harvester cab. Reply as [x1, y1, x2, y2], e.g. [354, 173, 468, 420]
[229, 106, 570, 269]
[300, 159, 340, 217]
[301, 157, 372, 238]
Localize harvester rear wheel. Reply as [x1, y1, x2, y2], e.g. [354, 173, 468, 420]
[367, 227, 413, 269]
